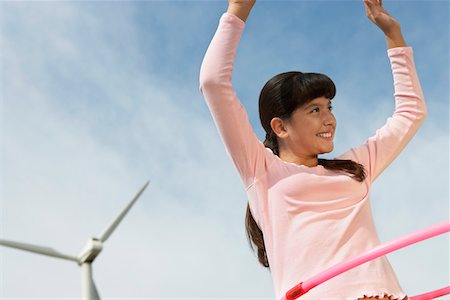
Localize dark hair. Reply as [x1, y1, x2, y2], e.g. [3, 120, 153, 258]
[246, 71, 367, 269]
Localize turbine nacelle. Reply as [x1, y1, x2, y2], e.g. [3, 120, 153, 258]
[78, 238, 103, 265]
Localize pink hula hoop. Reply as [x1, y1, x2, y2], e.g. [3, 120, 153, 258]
[280, 220, 450, 300]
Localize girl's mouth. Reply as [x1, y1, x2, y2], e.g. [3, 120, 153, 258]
[316, 132, 333, 140]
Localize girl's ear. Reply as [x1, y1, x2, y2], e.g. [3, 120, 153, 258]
[271, 117, 289, 139]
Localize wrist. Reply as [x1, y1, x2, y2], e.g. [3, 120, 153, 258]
[385, 29, 407, 49]
[227, 4, 252, 22]
[383, 23, 402, 38]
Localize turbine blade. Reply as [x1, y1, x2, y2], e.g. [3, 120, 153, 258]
[0, 239, 79, 262]
[98, 180, 150, 242]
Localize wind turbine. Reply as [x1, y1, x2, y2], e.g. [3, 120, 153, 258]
[0, 180, 150, 300]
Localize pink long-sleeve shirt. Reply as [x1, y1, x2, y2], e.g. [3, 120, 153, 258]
[199, 12, 427, 300]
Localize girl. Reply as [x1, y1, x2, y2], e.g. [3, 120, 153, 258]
[199, 0, 427, 299]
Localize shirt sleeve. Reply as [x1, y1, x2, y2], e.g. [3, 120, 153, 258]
[199, 12, 270, 189]
[335, 46, 428, 183]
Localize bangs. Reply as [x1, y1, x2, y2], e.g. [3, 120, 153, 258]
[291, 72, 336, 108]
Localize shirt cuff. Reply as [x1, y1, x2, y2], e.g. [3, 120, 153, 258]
[387, 46, 413, 57]
[220, 12, 246, 30]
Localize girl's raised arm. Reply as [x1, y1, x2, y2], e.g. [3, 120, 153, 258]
[336, 1, 427, 183]
[199, 1, 271, 190]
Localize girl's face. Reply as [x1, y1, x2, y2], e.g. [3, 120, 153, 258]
[281, 96, 337, 157]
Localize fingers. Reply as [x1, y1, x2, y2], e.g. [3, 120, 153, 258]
[363, 0, 384, 18]
[363, 0, 375, 18]
[364, 0, 382, 7]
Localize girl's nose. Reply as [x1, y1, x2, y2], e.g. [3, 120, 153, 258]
[324, 112, 336, 126]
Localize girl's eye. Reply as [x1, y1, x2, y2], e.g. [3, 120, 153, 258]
[311, 106, 333, 113]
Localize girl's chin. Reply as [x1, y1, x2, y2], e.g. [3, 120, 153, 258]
[318, 145, 334, 154]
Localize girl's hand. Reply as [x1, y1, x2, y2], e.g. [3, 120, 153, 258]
[228, 0, 256, 9]
[228, 0, 256, 23]
[363, 0, 400, 35]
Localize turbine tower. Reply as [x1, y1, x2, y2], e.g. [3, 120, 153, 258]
[0, 180, 150, 300]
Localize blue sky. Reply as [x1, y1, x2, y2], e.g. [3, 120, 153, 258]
[1, 1, 448, 299]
